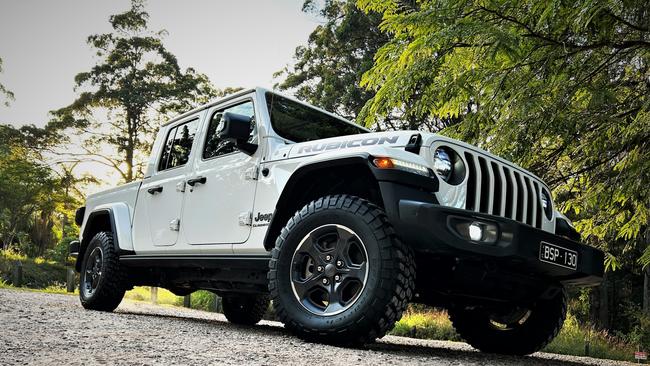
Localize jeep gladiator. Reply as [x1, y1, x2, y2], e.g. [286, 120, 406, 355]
[71, 87, 604, 355]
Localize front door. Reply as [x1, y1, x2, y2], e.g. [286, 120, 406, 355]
[182, 100, 258, 245]
[136, 117, 200, 247]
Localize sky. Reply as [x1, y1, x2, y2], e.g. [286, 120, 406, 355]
[0, 0, 321, 127]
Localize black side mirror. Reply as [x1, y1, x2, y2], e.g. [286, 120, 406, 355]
[217, 112, 257, 154]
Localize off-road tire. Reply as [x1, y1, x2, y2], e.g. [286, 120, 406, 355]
[79, 231, 127, 312]
[268, 194, 416, 346]
[222, 294, 269, 325]
[449, 287, 567, 355]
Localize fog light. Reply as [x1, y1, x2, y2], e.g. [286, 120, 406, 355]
[469, 222, 483, 241]
[451, 219, 500, 245]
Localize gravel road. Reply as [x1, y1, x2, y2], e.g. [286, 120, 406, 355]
[0, 289, 632, 366]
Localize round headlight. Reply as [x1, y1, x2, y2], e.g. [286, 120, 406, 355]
[433, 148, 453, 182]
[541, 189, 553, 220]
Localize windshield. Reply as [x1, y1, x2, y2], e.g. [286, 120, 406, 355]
[265, 92, 367, 143]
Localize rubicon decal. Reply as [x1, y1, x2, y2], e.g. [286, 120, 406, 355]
[296, 135, 400, 154]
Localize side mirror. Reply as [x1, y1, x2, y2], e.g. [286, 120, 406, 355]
[217, 112, 257, 154]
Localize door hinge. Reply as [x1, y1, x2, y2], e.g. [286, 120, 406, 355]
[244, 166, 259, 181]
[176, 181, 186, 192]
[169, 218, 181, 231]
[238, 211, 252, 226]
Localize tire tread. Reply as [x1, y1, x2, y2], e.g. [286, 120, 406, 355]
[268, 194, 416, 345]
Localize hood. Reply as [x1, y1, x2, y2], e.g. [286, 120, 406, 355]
[286, 131, 421, 159]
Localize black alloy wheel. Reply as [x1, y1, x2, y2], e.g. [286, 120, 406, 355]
[290, 224, 369, 316]
[82, 246, 104, 298]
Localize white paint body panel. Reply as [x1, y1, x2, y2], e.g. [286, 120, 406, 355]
[78, 87, 557, 257]
[80, 181, 141, 251]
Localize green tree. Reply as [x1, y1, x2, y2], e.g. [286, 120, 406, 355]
[277, 0, 455, 130]
[0, 124, 92, 258]
[0, 128, 56, 255]
[53, 0, 218, 183]
[358, 0, 649, 315]
[276, 0, 387, 122]
[0, 57, 14, 106]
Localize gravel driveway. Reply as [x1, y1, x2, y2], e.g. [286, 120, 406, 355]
[0, 289, 632, 366]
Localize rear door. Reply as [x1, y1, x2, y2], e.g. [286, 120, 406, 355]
[135, 116, 200, 248]
[181, 99, 259, 245]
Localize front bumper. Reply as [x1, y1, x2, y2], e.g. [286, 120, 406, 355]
[395, 200, 604, 286]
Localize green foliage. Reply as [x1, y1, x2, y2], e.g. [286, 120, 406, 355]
[390, 308, 461, 341]
[188, 290, 217, 311]
[276, 0, 387, 122]
[545, 314, 636, 361]
[357, 0, 650, 268]
[391, 307, 637, 361]
[52, 0, 219, 182]
[0, 249, 67, 289]
[124, 286, 180, 305]
[0, 125, 82, 256]
[0, 143, 56, 253]
[627, 311, 650, 350]
[278, 0, 458, 130]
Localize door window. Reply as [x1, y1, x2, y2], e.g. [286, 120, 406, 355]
[158, 118, 199, 171]
[203, 101, 256, 159]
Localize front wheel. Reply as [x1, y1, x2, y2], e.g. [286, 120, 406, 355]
[269, 195, 416, 345]
[79, 231, 127, 312]
[449, 287, 567, 355]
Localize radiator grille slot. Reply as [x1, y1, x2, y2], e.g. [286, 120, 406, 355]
[463, 151, 544, 229]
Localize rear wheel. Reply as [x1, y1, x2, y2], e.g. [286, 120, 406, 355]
[449, 287, 567, 355]
[269, 195, 415, 345]
[222, 294, 269, 325]
[79, 231, 127, 312]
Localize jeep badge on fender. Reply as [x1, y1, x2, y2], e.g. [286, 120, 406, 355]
[71, 87, 604, 356]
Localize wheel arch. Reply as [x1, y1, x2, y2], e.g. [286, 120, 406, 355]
[76, 203, 134, 271]
[263, 155, 383, 251]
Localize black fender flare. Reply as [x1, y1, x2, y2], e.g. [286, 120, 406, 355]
[75, 208, 129, 271]
[262, 154, 439, 250]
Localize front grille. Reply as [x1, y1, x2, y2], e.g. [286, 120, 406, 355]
[463, 151, 544, 228]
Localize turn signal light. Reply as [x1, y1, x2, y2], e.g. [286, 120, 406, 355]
[373, 157, 395, 169]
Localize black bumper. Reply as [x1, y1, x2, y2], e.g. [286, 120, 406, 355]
[394, 200, 604, 286]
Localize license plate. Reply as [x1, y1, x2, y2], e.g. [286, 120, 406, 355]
[539, 242, 578, 270]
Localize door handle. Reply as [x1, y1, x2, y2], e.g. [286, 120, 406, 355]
[147, 186, 163, 194]
[187, 176, 207, 186]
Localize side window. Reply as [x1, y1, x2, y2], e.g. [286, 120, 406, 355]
[203, 101, 256, 159]
[158, 118, 199, 171]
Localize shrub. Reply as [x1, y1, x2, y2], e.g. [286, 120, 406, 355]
[0, 249, 67, 288]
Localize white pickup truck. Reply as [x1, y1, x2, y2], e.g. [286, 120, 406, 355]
[71, 87, 604, 355]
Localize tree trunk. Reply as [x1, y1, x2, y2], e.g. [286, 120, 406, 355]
[590, 271, 611, 329]
[643, 222, 650, 316]
[643, 265, 650, 316]
[124, 113, 136, 183]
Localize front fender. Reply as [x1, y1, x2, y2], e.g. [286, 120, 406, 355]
[262, 151, 439, 250]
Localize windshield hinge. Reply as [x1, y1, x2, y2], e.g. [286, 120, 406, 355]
[244, 166, 259, 180]
[405, 133, 422, 154]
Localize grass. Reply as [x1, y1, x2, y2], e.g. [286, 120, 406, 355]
[545, 314, 637, 362]
[124, 286, 181, 306]
[389, 307, 638, 362]
[390, 309, 461, 341]
[0, 249, 68, 289]
[0, 278, 75, 295]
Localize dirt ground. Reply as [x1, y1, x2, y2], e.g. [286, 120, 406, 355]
[0, 289, 633, 366]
